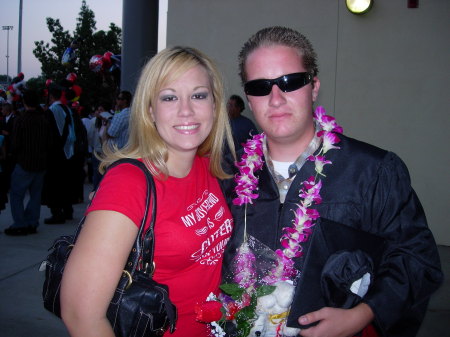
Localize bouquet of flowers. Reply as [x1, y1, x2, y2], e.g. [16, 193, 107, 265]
[195, 235, 300, 337]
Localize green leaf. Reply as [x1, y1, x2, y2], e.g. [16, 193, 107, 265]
[250, 293, 257, 307]
[237, 321, 252, 337]
[220, 283, 245, 300]
[236, 304, 256, 321]
[235, 302, 257, 336]
[256, 285, 276, 297]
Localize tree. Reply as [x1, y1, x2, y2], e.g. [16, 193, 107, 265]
[33, 0, 121, 109]
[0, 75, 12, 86]
[25, 75, 46, 93]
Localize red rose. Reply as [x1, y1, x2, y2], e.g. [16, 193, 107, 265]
[226, 302, 240, 320]
[195, 301, 223, 323]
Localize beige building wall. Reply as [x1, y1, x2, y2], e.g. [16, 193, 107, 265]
[165, 0, 450, 245]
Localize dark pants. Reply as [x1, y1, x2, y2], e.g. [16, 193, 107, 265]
[10, 164, 45, 228]
[42, 156, 74, 215]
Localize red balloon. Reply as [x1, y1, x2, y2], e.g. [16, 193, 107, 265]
[45, 79, 53, 87]
[103, 51, 113, 69]
[66, 72, 77, 83]
[89, 55, 104, 73]
[71, 84, 82, 101]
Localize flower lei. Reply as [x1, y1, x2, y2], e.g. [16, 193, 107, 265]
[196, 106, 343, 336]
[233, 106, 343, 282]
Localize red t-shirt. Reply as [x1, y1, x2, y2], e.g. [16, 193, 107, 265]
[88, 156, 233, 336]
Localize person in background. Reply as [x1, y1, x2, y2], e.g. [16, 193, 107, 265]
[0, 90, 7, 104]
[78, 103, 93, 184]
[220, 26, 442, 337]
[0, 102, 16, 194]
[227, 94, 257, 150]
[61, 46, 235, 336]
[4, 90, 51, 235]
[42, 85, 76, 224]
[0, 99, 8, 214]
[87, 101, 113, 191]
[105, 90, 132, 150]
[70, 104, 88, 205]
[0, 132, 7, 215]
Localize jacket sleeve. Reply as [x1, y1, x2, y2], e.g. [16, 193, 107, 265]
[361, 152, 443, 336]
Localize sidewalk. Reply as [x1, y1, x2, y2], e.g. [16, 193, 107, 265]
[0, 183, 448, 337]
[0, 185, 93, 337]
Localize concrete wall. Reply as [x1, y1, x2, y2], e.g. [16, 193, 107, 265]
[164, 0, 450, 245]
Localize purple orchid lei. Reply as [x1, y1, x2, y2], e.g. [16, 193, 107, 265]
[196, 107, 343, 337]
[233, 106, 343, 283]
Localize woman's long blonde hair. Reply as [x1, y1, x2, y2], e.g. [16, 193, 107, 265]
[100, 46, 235, 179]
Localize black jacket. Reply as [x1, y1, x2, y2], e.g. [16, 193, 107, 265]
[220, 134, 443, 337]
[11, 108, 51, 171]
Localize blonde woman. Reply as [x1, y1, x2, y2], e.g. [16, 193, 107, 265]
[61, 46, 235, 336]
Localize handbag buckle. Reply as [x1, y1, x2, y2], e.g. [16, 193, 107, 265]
[144, 261, 156, 277]
[122, 270, 133, 290]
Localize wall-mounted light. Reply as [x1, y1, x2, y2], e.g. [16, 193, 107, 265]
[346, 0, 373, 15]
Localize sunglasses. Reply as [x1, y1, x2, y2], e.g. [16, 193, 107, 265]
[244, 72, 313, 96]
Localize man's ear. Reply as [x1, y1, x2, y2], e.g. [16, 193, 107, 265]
[312, 77, 320, 102]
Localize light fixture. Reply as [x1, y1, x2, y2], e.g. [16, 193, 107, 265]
[346, 0, 373, 15]
[2, 26, 13, 84]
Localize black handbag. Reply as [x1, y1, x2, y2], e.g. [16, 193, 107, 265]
[41, 158, 177, 336]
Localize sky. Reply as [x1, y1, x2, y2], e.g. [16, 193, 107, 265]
[0, 0, 122, 80]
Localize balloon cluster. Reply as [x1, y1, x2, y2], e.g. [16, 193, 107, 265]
[64, 72, 82, 102]
[6, 72, 26, 103]
[45, 72, 83, 105]
[89, 51, 121, 74]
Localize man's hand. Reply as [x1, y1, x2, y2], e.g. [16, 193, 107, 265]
[298, 303, 374, 337]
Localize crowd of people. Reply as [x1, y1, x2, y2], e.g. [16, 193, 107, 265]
[0, 81, 133, 235]
[0, 25, 444, 337]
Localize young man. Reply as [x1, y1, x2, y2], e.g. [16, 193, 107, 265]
[4, 90, 51, 235]
[106, 90, 132, 150]
[42, 85, 77, 224]
[221, 26, 442, 337]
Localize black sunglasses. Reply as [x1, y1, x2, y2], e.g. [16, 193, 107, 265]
[244, 72, 313, 96]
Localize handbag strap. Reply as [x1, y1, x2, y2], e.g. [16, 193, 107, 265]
[72, 158, 157, 277]
[110, 159, 156, 276]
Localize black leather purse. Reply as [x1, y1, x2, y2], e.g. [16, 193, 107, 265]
[41, 159, 177, 336]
